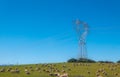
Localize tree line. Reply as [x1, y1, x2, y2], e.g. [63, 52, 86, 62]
[67, 58, 120, 63]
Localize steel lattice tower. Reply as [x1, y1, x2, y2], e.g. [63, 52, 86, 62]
[75, 19, 88, 59]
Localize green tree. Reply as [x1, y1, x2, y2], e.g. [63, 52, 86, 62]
[78, 58, 96, 63]
[67, 58, 96, 63]
[67, 58, 77, 63]
[98, 61, 114, 63]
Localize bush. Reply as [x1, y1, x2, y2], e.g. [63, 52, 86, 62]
[67, 58, 96, 63]
[67, 58, 77, 63]
[78, 58, 96, 63]
[98, 61, 114, 63]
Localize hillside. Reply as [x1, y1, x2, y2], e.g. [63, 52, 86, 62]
[0, 63, 120, 77]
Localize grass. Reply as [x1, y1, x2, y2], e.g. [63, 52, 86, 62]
[0, 63, 120, 77]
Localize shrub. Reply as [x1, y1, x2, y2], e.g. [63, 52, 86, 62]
[67, 58, 96, 63]
[67, 58, 77, 63]
[98, 61, 114, 63]
[77, 58, 96, 63]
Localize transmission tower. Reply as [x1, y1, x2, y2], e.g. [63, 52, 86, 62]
[75, 19, 89, 59]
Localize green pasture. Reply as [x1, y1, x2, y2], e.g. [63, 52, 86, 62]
[0, 63, 119, 77]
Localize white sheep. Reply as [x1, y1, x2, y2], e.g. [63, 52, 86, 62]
[58, 73, 68, 77]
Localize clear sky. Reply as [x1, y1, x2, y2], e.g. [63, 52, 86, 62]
[0, 0, 120, 64]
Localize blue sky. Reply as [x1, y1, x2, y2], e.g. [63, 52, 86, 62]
[0, 0, 120, 64]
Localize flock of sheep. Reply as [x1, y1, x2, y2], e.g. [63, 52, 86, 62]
[0, 63, 120, 77]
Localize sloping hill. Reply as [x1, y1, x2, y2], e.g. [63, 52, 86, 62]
[0, 63, 120, 77]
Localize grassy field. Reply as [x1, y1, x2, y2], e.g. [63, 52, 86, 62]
[0, 63, 120, 77]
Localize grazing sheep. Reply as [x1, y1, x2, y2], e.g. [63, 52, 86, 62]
[49, 73, 54, 76]
[59, 73, 68, 77]
[45, 70, 50, 73]
[10, 69, 20, 73]
[61, 70, 66, 73]
[55, 69, 60, 72]
[0, 68, 5, 72]
[24, 69, 28, 72]
[96, 73, 100, 77]
[104, 72, 107, 76]
[7, 68, 12, 72]
[25, 71, 30, 75]
[97, 76, 103, 77]
[10, 70, 16, 73]
[24, 69, 30, 74]
[49, 73, 60, 77]
[35, 67, 40, 71]
[54, 73, 60, 76]
[15, 69, 20, 73]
